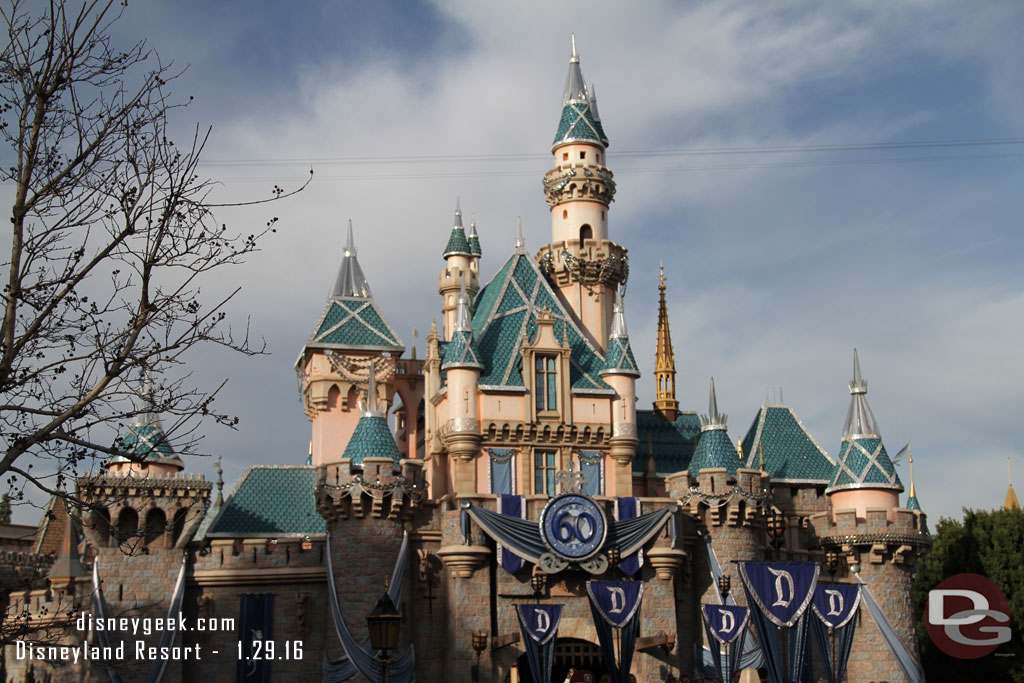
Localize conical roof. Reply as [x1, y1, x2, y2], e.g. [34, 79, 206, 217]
[105, 371, 184, 470]
[600, 293, 640, 378]
[442, 282, 484, 371]
[826, 350, 902, 494]
[552, 35, 609, 151]
[300, 223, 404, 357]
[443, 200, 472, 257]
[48, 504, 87, 581]
[468, 221, 482, 256]
[342, 367, 401, 467]
[690, 379, 739, 475]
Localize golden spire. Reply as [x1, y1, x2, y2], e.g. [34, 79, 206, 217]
[653, 262, 679, 422]
[1006, 456, 1020, 511]
[908, 451, 916, 499]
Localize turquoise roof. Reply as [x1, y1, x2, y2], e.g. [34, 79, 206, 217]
[468, 233, 481, 256]
[207, 466, 325, 537]
[553, 102, 608, 149]
[600, 336, 640, 378]
[689, 428, 740, 476]
[444, 226, 472, 257]
[740, 406, 835, 483]
[306, 298, 404, 353]
[827, 436, 903, 493]
[107, 424, 184, 470]
[906, 494, 921, 511]
[633, 411, 701, 474]
[343, 415, 401, 466]
[470, 251, 612, 392]
[442, 329, 484, 371]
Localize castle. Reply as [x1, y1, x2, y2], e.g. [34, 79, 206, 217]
[1, 39, 931, 683]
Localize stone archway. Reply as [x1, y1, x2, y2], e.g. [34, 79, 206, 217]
[512, 637, 607, 683]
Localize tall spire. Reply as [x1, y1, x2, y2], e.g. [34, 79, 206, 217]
[107, 369, 183, 471]
[700, 377, 728, 432]
[330, 220, 373, 299]
[553, 34, 609, 150]
[363, 363, 383, 418]
[442, 280, 484, 372]
[1006, 456, 1020, 510]
[215, 457, 224, 507]
[453, 280, 472, 333]
[653, 263, 679, 422]
[600, 291, 640, 378]
[843, 348, 880, 438]
[514, 217, 526, 253]
[905, 447, 921, 510]
[467, 220, 481, 256]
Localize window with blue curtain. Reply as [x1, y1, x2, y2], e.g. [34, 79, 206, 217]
[534, 450, 557, 496]
[578, 451, 603, 496]
[489, 449, 515, 494]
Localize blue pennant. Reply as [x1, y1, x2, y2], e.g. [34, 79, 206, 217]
[701, 604, 750, 646]
[812, 582, 861, 629]
[515, 604, 562, 645]
[738, 561, 819, 627]
[586, 581, 644, 629]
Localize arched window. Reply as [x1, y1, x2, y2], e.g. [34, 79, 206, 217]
[562, 209, 568, 220]
[117, 506, 138, 544]
[144, 508, 167, 548]
[90, 507, 112, 547]
[579, 224, 592, 242]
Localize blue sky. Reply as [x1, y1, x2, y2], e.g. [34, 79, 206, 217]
[8, 0, 1024, 524]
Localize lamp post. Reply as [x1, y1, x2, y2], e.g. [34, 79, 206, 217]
[366, 587, 402, 683]
[717, 573, 731, 603]
[766, 510, 786, 561]
[471, 632, 488, 681]
[530, 573, 548, 599]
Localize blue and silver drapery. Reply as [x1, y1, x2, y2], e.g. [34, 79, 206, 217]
[738, 562, 819, 683]
[323, 531, 415, 683]
[515, 604, 562, 683]
[91, 558, 186, 683]
[699, 531, 765, 673]
[587, 581, 644, 683]
[238, 593, 274, 683]
[460, 501, 675, 566]
[701, 604, 749, 683]
[810, 583, 860, 683]
[615, 498, 642, 576]
[855, 572, 925, 683]
[496, 494, 525, 574]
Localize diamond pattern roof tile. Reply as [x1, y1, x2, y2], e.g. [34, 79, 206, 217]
[207, 466, 325, 537]
[343, 415, 401, 466]
[689, 428, 740, 476]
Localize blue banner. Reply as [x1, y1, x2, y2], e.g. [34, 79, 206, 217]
[515, 604, 562, 683]
[497, 494, 525, 574]
[701, 604, 749, 683]
[738, 561, 819, 627]
[587, 581, 644, 629]
[586, 582, 642, 683]
[812, 582, 860, 629]
[615, 498, 642, 576]
[701, 604, 749, 646]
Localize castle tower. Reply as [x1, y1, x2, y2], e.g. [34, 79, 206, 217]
[599, 292, 641, 495]
[812, 350, 929, 682]
[298, 221, 405, 467]
[441, 281, 484, 494]
[689, 378, 739, 477]
[104, 370, 184, 477]
[536, 36, 626, 348]
[439, 200, 480, 340]
[653, 264, 679, 421]
[906, 450, 921, 511]
[825, 349, 902, 519]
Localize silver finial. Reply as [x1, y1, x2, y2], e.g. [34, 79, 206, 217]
[700, 377, 728, 431]
[363, 363, 381, 417]
[454, 198, 463, 227]
[514, 217, 526, 252]
[330, 221, 372, 299]
[344, 219, 356, 257]
[850, 348, 867, 394]
[609, 290, 628, 339]
[468, 220, 478, 238]
[453, 278, 473, 333]
[570, 33, 578, 63]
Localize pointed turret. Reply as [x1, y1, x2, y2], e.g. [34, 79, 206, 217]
[1006, 457, 1020, 510]
[105, 370, 184, 474]
[653, 264, 679, 421]
[690, 378, 739, 476]
[48, 504, 87, 586]
[467, 220, 481, 257]
[442, 281, 484, 372]
[552, 34, 609, 151]
[342, 365, 401, 468]
[442, 200, 472, 258]
[826, 350, 901, 496]
[905, 449, 921, 510]
[599, 292, 640, 378]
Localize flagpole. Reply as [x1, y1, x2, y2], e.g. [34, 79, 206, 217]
[779, 625, 788, 683]
[829, 626, 837, 683]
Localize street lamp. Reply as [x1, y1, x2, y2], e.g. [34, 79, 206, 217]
[471, 632, 488, 681]
[530, 573, 548, 598]
[606, 547, 621, 566]
[717, 573, 731, 603]
[824, 549, 839, 580]
[366, 588, 402, 682]
[766, 510, 786, 561]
